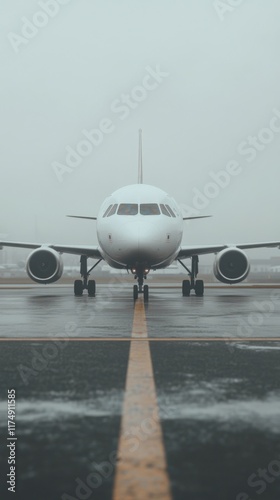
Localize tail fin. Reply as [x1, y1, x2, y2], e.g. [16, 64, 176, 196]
[138, 129, 143, 184]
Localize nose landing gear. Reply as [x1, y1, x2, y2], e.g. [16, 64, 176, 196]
[132, 268, 149, 302]
[178, 255, 204, 297]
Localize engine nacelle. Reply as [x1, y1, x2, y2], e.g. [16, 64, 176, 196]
[26, 247, 63, 284]
[213, 248, 250, 284]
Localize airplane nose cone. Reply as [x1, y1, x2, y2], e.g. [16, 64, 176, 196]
[112, 221, 170, 266]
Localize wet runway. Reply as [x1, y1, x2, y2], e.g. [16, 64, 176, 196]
[0, 284, 280, 499]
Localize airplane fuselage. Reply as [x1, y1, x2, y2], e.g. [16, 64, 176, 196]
[97, 184, 183, 272]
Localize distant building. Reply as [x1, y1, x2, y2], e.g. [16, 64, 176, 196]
[250, 257, 280, 273]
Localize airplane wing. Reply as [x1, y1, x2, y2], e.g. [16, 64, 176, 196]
[177, 241, 280, 259]
[0, 241, 102, 259]
[66, 215, 97, 220]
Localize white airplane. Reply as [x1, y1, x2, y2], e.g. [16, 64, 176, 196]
[1, 130, 280, 301]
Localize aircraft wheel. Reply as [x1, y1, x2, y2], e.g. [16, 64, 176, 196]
[74, 279, 83, 296]
[195, 279, 204, 296]
[182, 279, 191, 296]
[144, 284, 149, 302]
[88, 280, 96, 297]
[133, 285, 138, 300]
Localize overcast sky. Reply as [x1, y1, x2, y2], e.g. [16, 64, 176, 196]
[1, 0, 280, 262]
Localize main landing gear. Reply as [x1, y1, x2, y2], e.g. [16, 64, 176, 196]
[178, 255, 204, 297]
[74, 256, 102, 296]
[132, 267, 149, 302]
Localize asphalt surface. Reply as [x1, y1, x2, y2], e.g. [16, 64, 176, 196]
[0, 284, 280, 500]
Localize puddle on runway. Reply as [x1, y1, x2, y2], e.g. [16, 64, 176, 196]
[0, 390, 122, 426]
[233, 343, 280, 351]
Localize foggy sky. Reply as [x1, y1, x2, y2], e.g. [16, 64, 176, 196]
[1, 0, 280, 262]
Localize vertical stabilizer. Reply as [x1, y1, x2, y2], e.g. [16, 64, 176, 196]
[138, 129, 143, 184]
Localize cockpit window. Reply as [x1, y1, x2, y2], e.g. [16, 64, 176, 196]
[107, 204, 118, 217]
[160, 204, 171, 217]
[140, 204, 160, 215]
[117, 203, 138, 215]
[103, 205, 113, 217]
[165, 205, 176, 217]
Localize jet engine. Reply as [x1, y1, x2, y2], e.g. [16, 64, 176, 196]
[213, 248, 250, 284]
[26, 247, 64, 284]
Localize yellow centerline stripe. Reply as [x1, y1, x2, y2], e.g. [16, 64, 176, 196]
[113, 299, 172, 500]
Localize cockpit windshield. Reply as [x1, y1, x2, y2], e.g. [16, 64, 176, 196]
[107, 204, 118, 217]
[140, 204, 160, 215]
[160, 204, 176, 217]
[103, 205, 113, 217]
[160, 204, 171, 217]
[117, 204, 138, 215]
[166, 205, 176, 217]
[104, 202, 176, 217]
